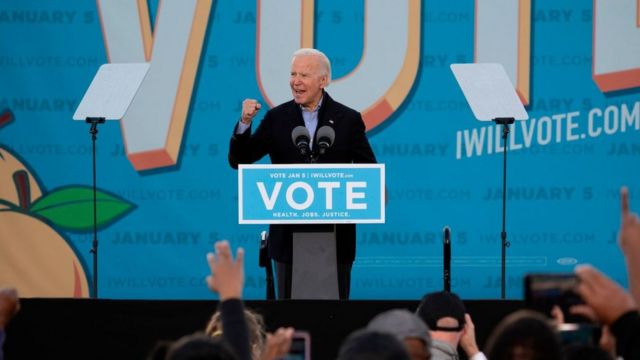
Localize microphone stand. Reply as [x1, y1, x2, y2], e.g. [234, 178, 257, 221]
[443, 226, 451, 292]
[304, 146, 314, 164]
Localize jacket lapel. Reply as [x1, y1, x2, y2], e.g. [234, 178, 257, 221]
[288, 101, 305, 128]
[317, 91, 334, 131]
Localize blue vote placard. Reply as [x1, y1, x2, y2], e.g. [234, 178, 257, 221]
[238, 164, 385, 224]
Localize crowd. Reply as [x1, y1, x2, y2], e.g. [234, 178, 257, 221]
[1, 187, 639, 360]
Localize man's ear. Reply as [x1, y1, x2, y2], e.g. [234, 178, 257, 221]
[320, 75, 328, 89]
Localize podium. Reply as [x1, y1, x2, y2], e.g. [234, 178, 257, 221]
[238, 164, 385, 299]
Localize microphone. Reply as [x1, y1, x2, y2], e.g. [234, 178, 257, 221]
[316, 125, 335, 155]
[291, 126, 311, 159]
[443, 226, 451, 292]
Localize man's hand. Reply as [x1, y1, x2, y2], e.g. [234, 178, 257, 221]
[574, 265, 637, 325]
[550, 305, 565, 326]
[599, 325, 617, 359]
[460, 313, 481, 357]
[619, 187, 640, 257]
[619, 187, 640, 303]
[206, 240, 244, 301]
[0, 287, 19, 329]
[241, 99, 262, 125]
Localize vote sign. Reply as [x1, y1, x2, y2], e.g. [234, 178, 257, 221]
[238, 164, 385, 224]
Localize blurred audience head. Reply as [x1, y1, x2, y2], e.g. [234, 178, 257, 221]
[337, 329, 411, 360]
[165, 333, 237, 360]
[367, 309, 432, 360]
[205, 308, 266, 360]
[484, 309, 562, 360]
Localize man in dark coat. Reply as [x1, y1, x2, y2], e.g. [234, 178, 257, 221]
[228, 48, 376, 299]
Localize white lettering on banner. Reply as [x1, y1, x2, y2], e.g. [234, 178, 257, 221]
[589, 103, 640, 137]
[255, 180, 370, 211]
[593, 0, 640, 92]
[456, 101, 640, 159]
[318, 182, 340, 209]
[475, 0, 531, 104]
[285, 182, 314, 210]
[256, 0, 421, 131]
[347, 182, 367, 210]
[257, 182, 282, 210]
[97, 0, 212, 170]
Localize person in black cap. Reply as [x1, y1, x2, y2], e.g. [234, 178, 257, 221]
[415, 291, 486, 360]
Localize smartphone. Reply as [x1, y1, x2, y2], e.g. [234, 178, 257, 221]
[557, 323, 600, 346]
[524, 273, 587, 323]
[281, 331, 310, 360]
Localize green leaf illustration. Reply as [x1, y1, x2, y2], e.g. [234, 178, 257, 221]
[30, 186, 135, 231]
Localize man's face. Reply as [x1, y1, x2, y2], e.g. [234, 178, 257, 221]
[289, 54, 327, 110]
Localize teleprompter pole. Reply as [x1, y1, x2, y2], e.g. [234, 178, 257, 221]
[86, 117, 105, 299]
[493, 117, 514, 299]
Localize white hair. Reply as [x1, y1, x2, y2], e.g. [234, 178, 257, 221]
[292, 48, 332, 84]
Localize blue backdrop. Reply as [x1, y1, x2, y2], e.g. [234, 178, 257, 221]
[0, 0, 639, 300]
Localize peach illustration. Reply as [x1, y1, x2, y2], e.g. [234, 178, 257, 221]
[0, 146, 42, 207]
[0, 143, 90, 297]
[0, 111, 133, 298]
[0, 211, 89, 297]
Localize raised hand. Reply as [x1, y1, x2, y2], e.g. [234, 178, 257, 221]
[460, 313, 481, 358]
[259, 327, 295, 360]
[574, 265, 636, 325]
[619, 187, 640, 303]
[241, 99, 262, 125]
[206, 240, 245, 301]
[0, 287, 19, 329]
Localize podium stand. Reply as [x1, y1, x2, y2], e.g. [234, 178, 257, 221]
[73, 63, 150, 298]
[291, 227, 339, 299]
[238, 163, 385, 299]
[451, 63, 528, 299]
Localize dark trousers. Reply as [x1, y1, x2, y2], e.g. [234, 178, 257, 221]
[275, 261, 352, 300]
